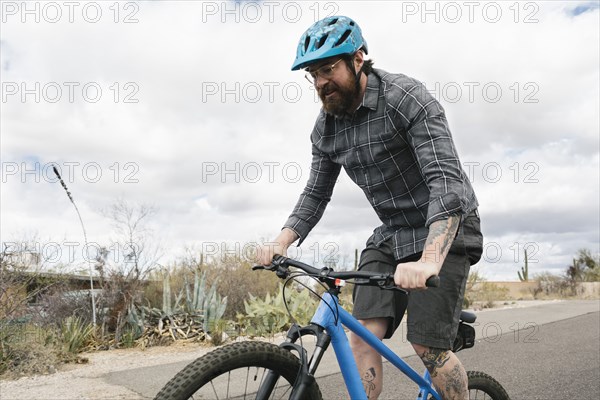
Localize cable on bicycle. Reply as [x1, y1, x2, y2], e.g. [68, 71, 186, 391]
[281, 272, 321, 388]
[284, 271, 341, 326]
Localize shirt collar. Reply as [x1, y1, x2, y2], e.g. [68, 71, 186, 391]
[328, 72, 380, 120]
[360, 72, 380, 111]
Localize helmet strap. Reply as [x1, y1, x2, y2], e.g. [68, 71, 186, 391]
[351, 56, 364, 93]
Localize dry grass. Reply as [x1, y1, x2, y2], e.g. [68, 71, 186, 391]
[0, 323, 87, 380]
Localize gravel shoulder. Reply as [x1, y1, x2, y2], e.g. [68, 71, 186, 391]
[0, 334, 288, 400]
[0, 342, 212, 399]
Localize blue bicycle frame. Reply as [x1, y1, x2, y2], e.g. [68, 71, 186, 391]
[310, 292, 441, 400]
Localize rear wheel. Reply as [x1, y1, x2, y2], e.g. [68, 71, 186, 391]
[154, 341, 322, 400]
[467, 371, 510, 400]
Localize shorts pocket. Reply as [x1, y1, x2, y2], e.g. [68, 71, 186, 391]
[462, 212, 483, 265]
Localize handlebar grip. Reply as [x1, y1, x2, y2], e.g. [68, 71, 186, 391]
[425, 275, 440, 288]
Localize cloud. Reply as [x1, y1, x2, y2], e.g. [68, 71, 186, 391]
[1, 1, 598, 281]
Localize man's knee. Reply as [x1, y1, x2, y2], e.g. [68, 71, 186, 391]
[411, 343, 457, 375]
[411, 342, 428, 355]
[411, 342, 453, 358]
[350, 318, 388, 349]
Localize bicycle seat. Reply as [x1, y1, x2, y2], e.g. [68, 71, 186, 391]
[460, 311, 477, 323]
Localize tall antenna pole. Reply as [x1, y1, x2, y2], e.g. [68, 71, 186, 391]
[53, 165, 97, 326]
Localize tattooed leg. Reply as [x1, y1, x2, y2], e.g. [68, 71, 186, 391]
[350, 318, 388, 399]
[413, 344, 468, 400]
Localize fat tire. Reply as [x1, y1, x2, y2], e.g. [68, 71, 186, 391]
[154, 341, 322, 400]
[467, 370, 510, 400]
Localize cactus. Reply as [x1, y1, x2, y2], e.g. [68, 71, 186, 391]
[160, 271, 190, 316]
[518, 249, 529, 282]
[240, 283, 318, 336]
[125, 303, 144, 339]
[160, 270, 228, 324]
[162, 271, 172, 315]
[183, 270, 227, 332]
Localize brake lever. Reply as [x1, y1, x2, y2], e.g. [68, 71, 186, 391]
[368, 274, 407, 293]
[378, 281, 408, 293]
[252, 255, 290, 279]
[252, 254, 285, 271]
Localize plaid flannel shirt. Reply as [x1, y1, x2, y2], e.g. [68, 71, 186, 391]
[284, 68, 478, 260]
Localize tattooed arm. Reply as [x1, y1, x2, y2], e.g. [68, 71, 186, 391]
[394, 216, 460, 289]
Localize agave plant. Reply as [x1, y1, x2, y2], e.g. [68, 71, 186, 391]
[61, 316, 94, 354]
[152, 270, 228, 332]
[183, 271, 227, 332]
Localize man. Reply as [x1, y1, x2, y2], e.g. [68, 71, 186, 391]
[259, 16, 483, 400]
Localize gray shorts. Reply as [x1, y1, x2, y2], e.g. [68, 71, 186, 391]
[352, 211, 483, 349]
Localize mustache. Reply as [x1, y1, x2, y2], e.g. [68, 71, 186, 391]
[318, 82, 338, 96]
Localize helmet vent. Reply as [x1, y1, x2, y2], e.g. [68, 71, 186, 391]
[334, 29, 351, 47]
[291, 16, 365, 71]
[317, 35, 328, 49]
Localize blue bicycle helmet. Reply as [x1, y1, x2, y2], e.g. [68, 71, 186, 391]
[291, 16, 368, 71]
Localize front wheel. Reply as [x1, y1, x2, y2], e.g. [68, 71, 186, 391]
[154, 341, 322, 400]
[467, 370, 510, 400]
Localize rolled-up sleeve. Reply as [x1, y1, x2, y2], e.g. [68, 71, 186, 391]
[283, 144, 341, 244]
[399, 84, 470, 226]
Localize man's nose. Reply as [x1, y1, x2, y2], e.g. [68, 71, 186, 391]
[315, 74, 330, 89]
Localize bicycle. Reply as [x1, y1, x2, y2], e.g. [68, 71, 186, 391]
[155, 255, 510, 399]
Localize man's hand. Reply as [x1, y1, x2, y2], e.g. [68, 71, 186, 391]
[394, 260, 440, 289]
[257, 228, 299, 266]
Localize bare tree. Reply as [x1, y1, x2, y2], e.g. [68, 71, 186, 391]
[0, 239, 66, 321]
[98, 199, 162, 341]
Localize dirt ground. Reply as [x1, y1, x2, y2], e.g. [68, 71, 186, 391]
[0, 300, 556, 400]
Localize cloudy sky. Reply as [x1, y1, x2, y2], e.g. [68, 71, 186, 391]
[1, 0, 598, 280]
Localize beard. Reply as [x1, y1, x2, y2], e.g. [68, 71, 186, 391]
[318, 73, 360, 118]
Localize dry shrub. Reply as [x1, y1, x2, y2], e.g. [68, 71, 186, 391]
[206, 257, 280, 319]
[0, 243, 77, 377]
[531, 272, 572, 298]
[0, 323, 84, 379]
[463, 269, 509, 308]
[141, 255, 280, 320]
[35, 284, 95, 327]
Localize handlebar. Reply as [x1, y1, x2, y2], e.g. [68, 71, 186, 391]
[253, 255, 440, 291]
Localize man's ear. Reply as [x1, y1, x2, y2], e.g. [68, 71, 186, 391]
[354, 50, 365, 70]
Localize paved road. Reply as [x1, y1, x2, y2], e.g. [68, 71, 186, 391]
[318, 308, 600, 399]
[103, 300, 599, 399]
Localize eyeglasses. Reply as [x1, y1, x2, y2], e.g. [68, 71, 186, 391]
[305, 58, 343, 85]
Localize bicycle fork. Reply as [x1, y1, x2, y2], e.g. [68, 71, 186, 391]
[256, 323, 330, 400]
[257, 292, 368, 400]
